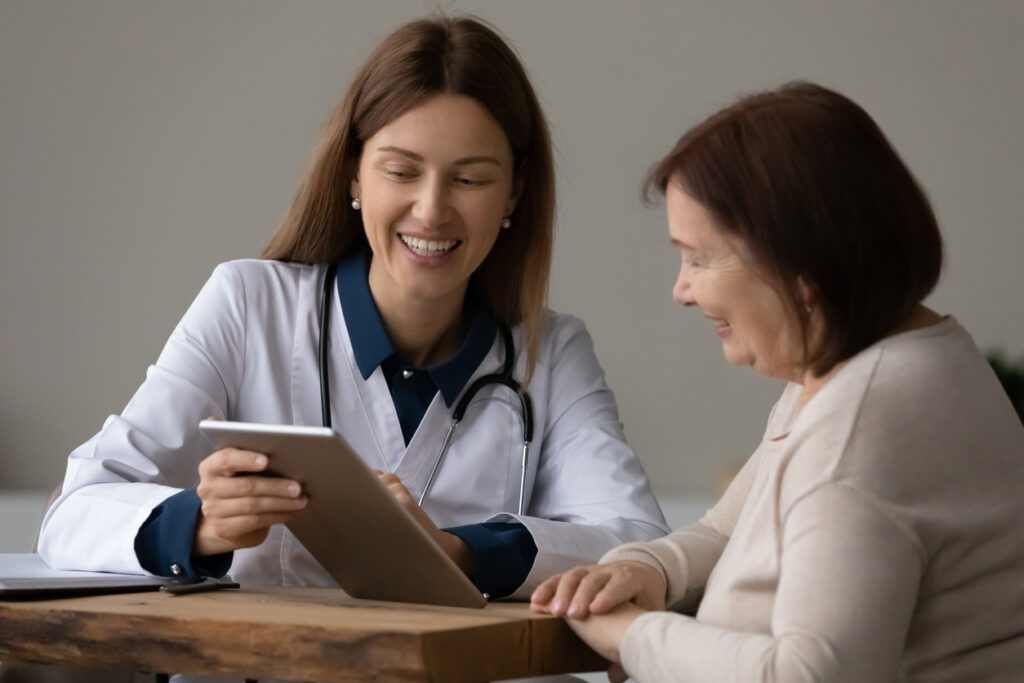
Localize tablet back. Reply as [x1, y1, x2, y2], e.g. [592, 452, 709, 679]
[199, 421, 486, 608]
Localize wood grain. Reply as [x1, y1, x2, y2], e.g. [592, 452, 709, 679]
[0, 586, 606, 681]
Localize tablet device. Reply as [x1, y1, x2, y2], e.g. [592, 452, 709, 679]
[198, 420, 486, 608]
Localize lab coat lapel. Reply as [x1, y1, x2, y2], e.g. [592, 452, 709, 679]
[349, 365, 406, 471]
[289, 265, 326, 428]
[392, 393, 450, 501]
[297, 265, 394, 473]
[334, 298, 402, 473]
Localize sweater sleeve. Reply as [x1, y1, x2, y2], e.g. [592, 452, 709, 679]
[599, 438, 763, 611]
[618, 484, 923, 683]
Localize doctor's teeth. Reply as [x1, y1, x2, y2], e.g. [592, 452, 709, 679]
[400, 235, 458, 256]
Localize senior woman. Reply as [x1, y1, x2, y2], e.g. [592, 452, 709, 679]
[531, 82, 1024, 682]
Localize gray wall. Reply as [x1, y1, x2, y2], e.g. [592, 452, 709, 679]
[2, 1, 1022, 498]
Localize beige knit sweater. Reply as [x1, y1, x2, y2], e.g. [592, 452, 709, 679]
[604, 317, 1024, 682]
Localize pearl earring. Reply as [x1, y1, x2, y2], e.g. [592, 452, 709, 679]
[500, 216, 512, 229]
[351, 197, 361, 211]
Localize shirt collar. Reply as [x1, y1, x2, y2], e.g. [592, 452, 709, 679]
[428, 303, 496, 407]
[336, 251, 497, 407]
[337, 252, 394, 380]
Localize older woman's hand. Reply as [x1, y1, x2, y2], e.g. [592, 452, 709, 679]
[564, 602, 648, 669]
[530, 560, 666, 618]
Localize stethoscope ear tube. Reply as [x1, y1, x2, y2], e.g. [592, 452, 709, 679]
[319, 263, 341, 429]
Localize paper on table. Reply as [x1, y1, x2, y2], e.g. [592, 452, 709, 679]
[0, 553, 168, 598]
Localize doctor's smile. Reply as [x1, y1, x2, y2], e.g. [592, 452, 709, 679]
[398, 235, 460, 258]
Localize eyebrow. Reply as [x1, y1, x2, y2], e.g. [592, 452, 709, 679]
[375, 146, 504, 167]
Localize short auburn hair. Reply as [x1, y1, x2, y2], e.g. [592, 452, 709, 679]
[262, 15, 554, 381]
[647, 82, 943, 375]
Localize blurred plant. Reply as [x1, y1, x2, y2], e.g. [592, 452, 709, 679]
[986, 351, 1024, 425]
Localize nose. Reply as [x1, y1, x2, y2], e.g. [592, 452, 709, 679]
[672, 257, 696, 307]
[411, 175, 451, 230]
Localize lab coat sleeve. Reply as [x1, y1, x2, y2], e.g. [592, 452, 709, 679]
[487, 315, 669, 599]
[37, 263, 248, 575]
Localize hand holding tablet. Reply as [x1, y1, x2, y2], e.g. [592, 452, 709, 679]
[193, 441, 309, 557]
[198, 420, 487, 608]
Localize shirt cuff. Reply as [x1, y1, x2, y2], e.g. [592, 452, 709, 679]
[444, 522, 537, 599]
[133, 488, 232, 579]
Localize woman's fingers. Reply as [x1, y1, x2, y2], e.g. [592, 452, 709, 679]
[200, 492, 307, 519]
[531, 567, 607, 615]
[194, 447, 307, 556]
[591, 561, 667, 613]
[567, 570, 613, 618]
[371, 471, 474, 573]
[589, 573, 641, 614]
[197, 448, 303, 502]
[204, 511, 299, 539]
[206, 473, 302, 501]
[530, 561, 667, 617]
[199, 448, 268, 478]
[530, 573, 561, 611]
[199, 511, 299, 550]
[548, 566, 593, 616]
[376, 471, 419, 509]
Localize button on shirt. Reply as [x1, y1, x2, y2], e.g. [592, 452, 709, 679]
[134, 252, 537, 599]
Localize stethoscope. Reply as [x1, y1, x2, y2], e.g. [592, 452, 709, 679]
[318, 262, 534, 515]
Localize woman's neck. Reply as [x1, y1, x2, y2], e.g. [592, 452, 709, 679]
[367, 274, 468, 368]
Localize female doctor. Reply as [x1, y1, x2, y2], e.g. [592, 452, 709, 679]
[37, 15, 667, 601]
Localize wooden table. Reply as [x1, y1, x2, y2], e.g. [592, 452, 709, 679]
[0, 585, 605, 681]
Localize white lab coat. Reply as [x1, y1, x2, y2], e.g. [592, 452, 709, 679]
[39, 259, 667, 599]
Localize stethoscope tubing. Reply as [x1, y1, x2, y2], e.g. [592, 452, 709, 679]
[318, 262, 534, 515]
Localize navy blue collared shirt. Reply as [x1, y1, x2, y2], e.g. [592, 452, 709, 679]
[336, 252, 496, 444]
[134, 253, 536, 599]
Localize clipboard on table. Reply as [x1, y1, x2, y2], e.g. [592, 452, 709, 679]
[199, 420, 487, 609]
[0, 553, 169, 600]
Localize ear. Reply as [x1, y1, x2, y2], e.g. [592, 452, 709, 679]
[349, 176, 361, 200]
[507, 172, 525, 216]
[506, 194, 519, 218]
[795, 275, 818, 313]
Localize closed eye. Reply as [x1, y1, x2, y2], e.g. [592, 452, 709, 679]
[384, 168, 417, 181]
[682, 249, 704, 268]
[452, 175, 497, 188]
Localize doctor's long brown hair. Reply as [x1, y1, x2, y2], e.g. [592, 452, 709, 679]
[261, 16, 554, 383]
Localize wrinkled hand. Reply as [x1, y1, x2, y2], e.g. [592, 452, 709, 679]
[193, 448, 307, 556]
[530, 560, 666, 618]
[374, 471, 474, 576]
[564, 602, 648, 667]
